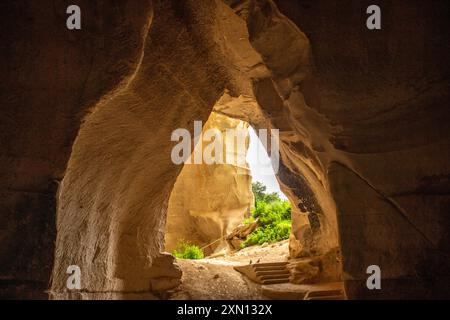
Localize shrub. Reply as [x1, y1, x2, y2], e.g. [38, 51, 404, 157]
[253, 199, 291, 224]
[172, 240, 204, 259]
[242, 216, 255, 225]
[243, 220, 291, 247]
[241, 182, 292, 248]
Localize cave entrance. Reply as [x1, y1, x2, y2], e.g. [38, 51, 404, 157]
[165, 111, 292, 262]
[164, 102, 343, 298]
[50, 84, 343, 298]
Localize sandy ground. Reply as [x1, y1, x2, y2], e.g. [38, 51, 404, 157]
[170, 241, 289, 300]
[209, 240, 290, 264]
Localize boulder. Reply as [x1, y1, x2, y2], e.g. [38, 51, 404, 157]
[225, 219, 259, 250]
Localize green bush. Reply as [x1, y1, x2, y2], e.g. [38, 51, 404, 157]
[241, 182, 292, 248]
[253, 199, 292, 224]
[243, 220, 291, 247]
[242, 216, 256, 225]
[172, 240, 204, 259]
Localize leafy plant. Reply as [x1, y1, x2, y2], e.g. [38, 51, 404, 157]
[252, 181, 280, 205]
[241, 182, 292, 248]
[172, 240, 204, 259]
[242, 216, 256, 225]
[243, 220, 291, 247]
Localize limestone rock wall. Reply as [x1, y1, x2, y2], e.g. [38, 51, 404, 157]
[0, 0, 154, 299]
[165, 112, 253, 255]
[0, 0, 448, 300]
[222, 0, 340, 259]
[48, 1, 245, 299]
[272, 0, 450, 298]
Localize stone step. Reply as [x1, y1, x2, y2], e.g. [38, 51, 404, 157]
[261, 282, 346, 300]
[234, 262, 291, 285]
[304, 289, 345, 300]
[261, 278, 292, 285]
[254, 265, 287, 271]
[259, 274, 290, 281]
[305, 295, 345, 300]
[254, 262, 290, 285]
[253, 262, 288, 267]
[256, 270, 290, 276]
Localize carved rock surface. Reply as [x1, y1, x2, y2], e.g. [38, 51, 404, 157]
[287, 248, 342, 284]
[226, 219, 259, 250]
[165, 112, 253, 255]
[0, 0, 448, 299]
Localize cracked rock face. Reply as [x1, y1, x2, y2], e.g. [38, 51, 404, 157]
[274, 0, 450, 298]
[0, 0, 449, 299]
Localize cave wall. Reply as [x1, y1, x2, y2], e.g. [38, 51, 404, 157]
[212, 92, 335, 260]
[0, 0, 448, 299]
[0, 0, 154, 299]
[165, 112, 253, 255]
[49, 1, 251, 299]
[274, 0, 450, 298]
[226, 0, 341, 259]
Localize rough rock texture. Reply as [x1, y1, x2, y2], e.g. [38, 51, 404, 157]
[226, 219, 259, 250]
[1, 0, 449, 299]
[171, 259, 262, 300]
[165, 112, 253, 255]
[274, 0, 450, 298]
[261, 282, 345, 300]
[287, 248, 342, 285]
[49, 1, 243, 299]
[0, 0, 154, 299]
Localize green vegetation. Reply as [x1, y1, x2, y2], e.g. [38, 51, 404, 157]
[251, 181, 280, 204]
[172, 240, 204, 259]
[242, 182, 292, 248]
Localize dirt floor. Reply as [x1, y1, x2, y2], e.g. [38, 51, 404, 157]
[170, 241, 289, 299]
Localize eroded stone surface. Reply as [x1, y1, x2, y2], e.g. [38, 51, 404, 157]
[1, 0, 449, 299]
[165, 112, 253, 255]
[226, 219, 259, 250]
[287, 248, 342, 284]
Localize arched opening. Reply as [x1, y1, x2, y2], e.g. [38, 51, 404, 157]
[165, 112, 254, 257]
[1, 0, 443, 301]
[162, 100, 343, 299]
[165, 111, 292, 258]
[45, 1, 346, 300]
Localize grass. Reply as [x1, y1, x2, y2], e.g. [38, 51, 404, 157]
[172, 240, 204, 259]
